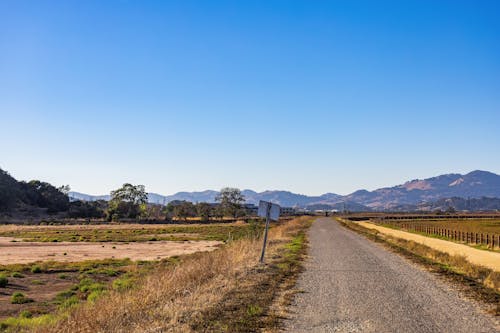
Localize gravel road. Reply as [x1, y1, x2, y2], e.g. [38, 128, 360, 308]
[284, 218, 499, 333]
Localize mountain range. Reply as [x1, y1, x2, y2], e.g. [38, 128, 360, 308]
[69, 170, 500, 211]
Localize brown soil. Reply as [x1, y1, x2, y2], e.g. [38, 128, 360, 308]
[0, 272, 79, 320]
[0, 238, 222, 265]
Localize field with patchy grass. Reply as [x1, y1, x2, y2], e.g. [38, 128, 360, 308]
[0, 222, 264, 331]
[0, 218, 312, 332]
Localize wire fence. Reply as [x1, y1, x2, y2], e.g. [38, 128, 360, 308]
[380, 222, 500, 249]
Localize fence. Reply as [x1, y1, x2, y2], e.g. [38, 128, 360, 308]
[381, 222, 500, 250]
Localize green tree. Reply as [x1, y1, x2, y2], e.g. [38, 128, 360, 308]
[172, 201, 196, 222]
[215, 188, 245, 218]
[107, 184, 147, 220]
[196, 202, 212, 222]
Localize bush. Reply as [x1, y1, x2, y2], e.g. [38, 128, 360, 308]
[0, 275, 8, 288]
[11, 292, 33, 304]
[20, 310, 32, 319]
[31, 265, 42, 273]
[11, 272, 24, 278]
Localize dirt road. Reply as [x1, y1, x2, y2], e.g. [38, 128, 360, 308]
[284, 218, 498, 332]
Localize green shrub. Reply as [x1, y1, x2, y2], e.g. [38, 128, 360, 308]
[11, 292, 33, 304]
[112, 275, 134, 291]
[20, 310, 32, 318]
[58, 295, 79, 310]
[11, 272, 24, 278]
[0, 274, 8, 288]
[87, 289, 106, 303]
[55, 290, 75, 303]
[31, 265, 42, 273]
[31, 279, 45, 285]
[58, 273, 68, 279]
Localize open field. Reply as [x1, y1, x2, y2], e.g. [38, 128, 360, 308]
[0, 218, 311, 332]
[0, 221, 262, 330]
[0, 237, 221, 264]
[0, 222, 257, 243]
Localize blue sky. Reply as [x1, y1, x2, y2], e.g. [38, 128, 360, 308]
[1, 0, 499, 196]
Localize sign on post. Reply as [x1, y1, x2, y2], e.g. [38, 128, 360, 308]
[258, 200, 281, 263]
[258, 201, 280, 221]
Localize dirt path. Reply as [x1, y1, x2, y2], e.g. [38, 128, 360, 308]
[358, 222, 500, 271]
[284, 218, 498, 333]
[0, 237, 222, 264]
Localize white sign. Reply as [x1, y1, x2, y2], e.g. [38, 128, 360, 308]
[258, 200, 281, 221]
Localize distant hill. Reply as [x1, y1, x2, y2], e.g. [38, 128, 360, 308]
[0, 168, 69, 215]
[344, 170, 500, 210]
[391, 197, 500, 212]
[68, 170, 500, 212]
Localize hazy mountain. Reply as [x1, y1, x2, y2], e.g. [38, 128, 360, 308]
[390, 197, 500, 212]
[345, 170, 500, 210]
[69, 170, 500, 211]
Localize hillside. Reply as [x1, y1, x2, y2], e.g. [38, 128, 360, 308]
[345, 170, 500, 210]
[0, 168, 70, 215]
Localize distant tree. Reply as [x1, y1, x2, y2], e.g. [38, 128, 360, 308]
[58, 185, 71, 195]
[68, 200, 106, 219]
[107, 184, 147, 220]
[173, 201, 196, 221]
[215, 188, 245, 218]
[24, 181, 70, 213]
[213, 204, 225, 221]
[196, 202, 212, 222]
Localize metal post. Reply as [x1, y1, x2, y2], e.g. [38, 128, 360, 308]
[259, 204, 271, 263]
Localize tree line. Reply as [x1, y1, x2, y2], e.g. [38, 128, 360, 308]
[1, 168, 249, 222]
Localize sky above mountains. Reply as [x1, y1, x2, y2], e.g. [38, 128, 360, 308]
[1, 1, 499, 195]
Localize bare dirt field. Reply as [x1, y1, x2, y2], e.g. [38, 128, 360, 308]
[358, 221, 500, 271]
[0, 237, 222, 264]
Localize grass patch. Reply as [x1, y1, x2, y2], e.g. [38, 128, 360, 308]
[0, 274, 8, 288]
[0, 223, 262, 243]
[11, 292, 34, 304]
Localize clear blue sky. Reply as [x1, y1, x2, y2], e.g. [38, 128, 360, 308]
[1, 1, 499, 196]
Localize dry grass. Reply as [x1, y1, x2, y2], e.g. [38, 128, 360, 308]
[18, 217, 313, 333]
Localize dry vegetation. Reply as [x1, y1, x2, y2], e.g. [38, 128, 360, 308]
[376, 218, 500, 251]
[1, 217, 312, 332]
[337, 218, 500, 315]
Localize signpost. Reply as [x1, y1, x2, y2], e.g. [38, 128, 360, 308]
[258, 200, 281, 263]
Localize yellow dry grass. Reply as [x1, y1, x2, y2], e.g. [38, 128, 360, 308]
[358, 222, 500, 272]
[31, 217, 311, 333]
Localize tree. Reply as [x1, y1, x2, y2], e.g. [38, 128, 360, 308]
[24, 180, 70, 213]
[215, 188, 245, 218]
[172, 201, 196, 221]
[196, 202, 212, 222]
[107, 184, 147, 220]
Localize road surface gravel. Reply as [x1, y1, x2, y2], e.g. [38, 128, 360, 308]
[284, 218, 499, 333]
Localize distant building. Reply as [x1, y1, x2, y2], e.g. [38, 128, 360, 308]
[244, 204, 258, 216]
[280, 207, 296, 216]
